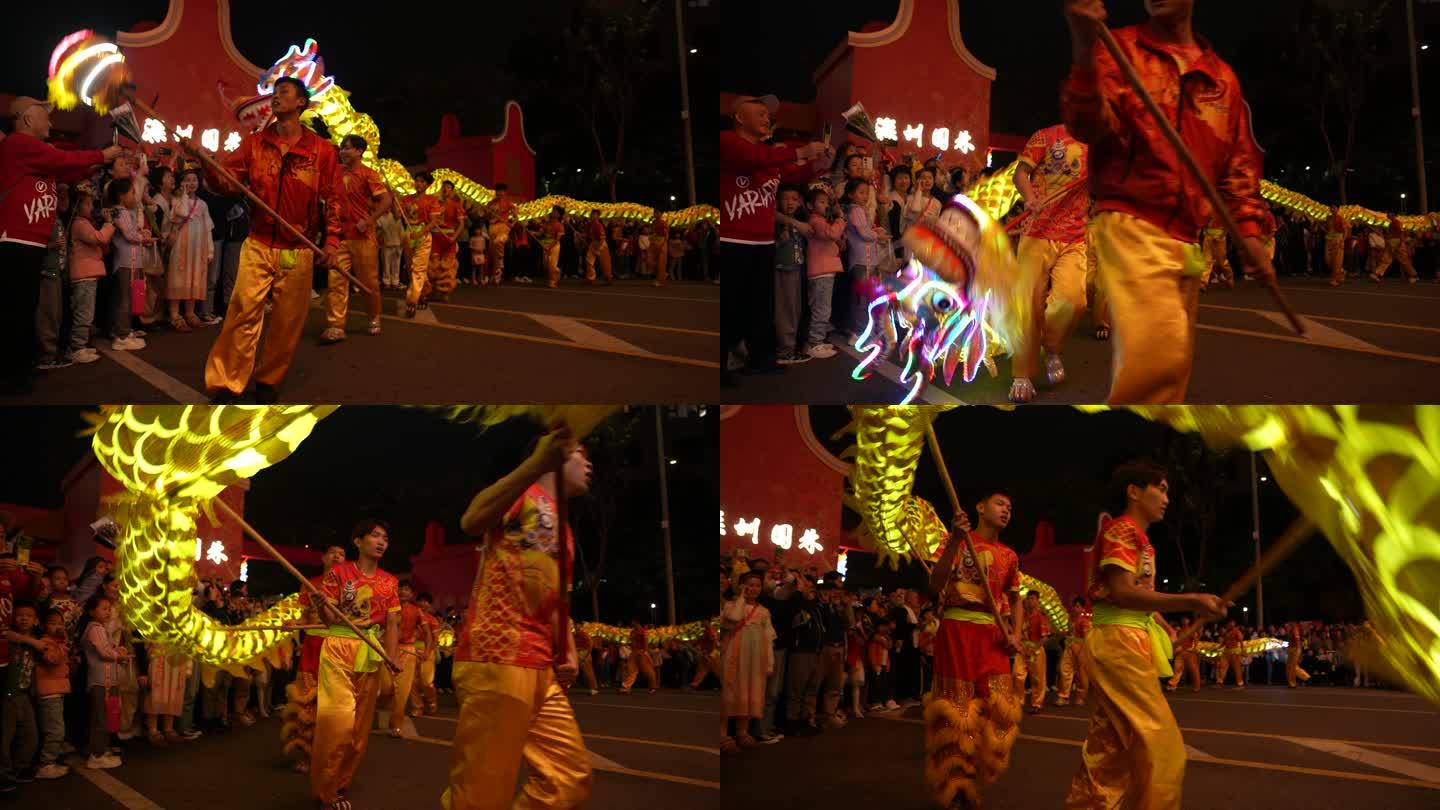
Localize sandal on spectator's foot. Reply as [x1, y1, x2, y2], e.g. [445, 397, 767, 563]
[147, 731, 166, 747]
[170, 316, 191, 333]
[185, 314, 206, 329]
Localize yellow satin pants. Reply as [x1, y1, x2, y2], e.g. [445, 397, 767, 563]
[1012, 642, 1047, 709]
[649, 242, 668, 285]
[1085, 234, 1109, 331]
[441, 662, 591, 810]
[378, 642, 417, 729]
[1013, 236, 1089, 379]
[621, 651, 658, 691]
[204, 238, 315, 396]
[544, 243, 562, 288]
[1325, 235, 1346, 283]
[1201, 230, 1231, 285]
[584, 242, 612, 282]
[1056, 639, 1089, 704]
[690, 651, 718, 688]
[489, 223, 511, 278]
[1286, 646, 1310, 687]
[1064, 625, 1185, 810]
[1167, 650, 1201, 690]
[325, 238, 381, 329]
[1372, 240, 1417, 280]
[1092, 212, 1202, 405]
[411, 649, 439, 712]
[311, 637, 382, 804]
[406, 234, 433, 306]
[1215, 651, 1245, 686]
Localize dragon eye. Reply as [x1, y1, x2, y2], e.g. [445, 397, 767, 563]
[931, 292, 955, 313]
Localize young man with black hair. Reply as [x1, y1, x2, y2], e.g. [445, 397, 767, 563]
[409, 592, 442, 715]
[401, 173, 441, 318]
[427, 180, 465, 303]
[1013, 589, 1051, 712]
[321, 135, 390, 344]
[301, 520, 401, 810]
[924, 488, 1025, 809]
[378, 579, 429, 737]
[486, 182, 516, 281]
[442, 425, 594, 809]
[197, 76, 342, 403]
[1064, 461, 1229, 809]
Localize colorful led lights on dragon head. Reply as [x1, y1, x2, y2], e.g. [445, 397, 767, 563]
[47, 30, 131, 114]
[257, 38, 335, 101]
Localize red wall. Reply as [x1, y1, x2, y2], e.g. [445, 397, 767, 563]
[424, 101, 536, 201]
[719, 406, 847, 572]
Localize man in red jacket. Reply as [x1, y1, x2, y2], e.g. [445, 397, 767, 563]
[197, 77, 342, 403]
[720, 94, 830, 382]
[1062, 0, 1270, 404]
[0, 96, 120, 394]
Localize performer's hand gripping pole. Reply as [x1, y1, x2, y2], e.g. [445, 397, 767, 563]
[925, 422, 1007, 628]
[1174, 515, 1316, 647]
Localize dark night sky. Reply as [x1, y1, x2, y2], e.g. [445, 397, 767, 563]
[4, 1, 717, 208]
[806, 406, 1363, 625]
[0, 406, 717, 625]
[720, 0, 1440, 213]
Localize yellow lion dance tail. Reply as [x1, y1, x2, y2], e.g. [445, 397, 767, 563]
[280, 677, 318, 764]
[923, 692, 983, 809]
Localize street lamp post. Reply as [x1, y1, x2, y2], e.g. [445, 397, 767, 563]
[655, 408, 677, 625]
[674, 0, 698, 207]
[1406, 0, 1429, 213]
[1251, 452, 1264, 629]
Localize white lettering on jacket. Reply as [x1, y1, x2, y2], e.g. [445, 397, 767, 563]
[723, 176, 780, 224]
[24, 192, 57, 225]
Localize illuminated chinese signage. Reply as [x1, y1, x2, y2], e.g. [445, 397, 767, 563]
[875, 116, 976, 155]
[141, 118, 242, 153]
[720, 509, 824, 555]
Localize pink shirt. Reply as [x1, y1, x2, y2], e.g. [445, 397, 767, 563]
[805, 213, 845, 278]
[69, 218, 114, 281]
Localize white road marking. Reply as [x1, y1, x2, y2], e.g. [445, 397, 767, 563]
[1282, 285, 1440, 301]
[69, 759, 167, 809]
[527, 314, 655, 356]
[494, 285, 718, 304]
[96, 345, 207, 403]
[379, 313, 717, 368]
[1285, 738, 1440, 785]
[564, 700, 719, 716]
[1185, 743, 1214, 760]
[1164, 696, 1438, 715]
[831, 338, 967, 405]
[1255, 312, 1388, 354]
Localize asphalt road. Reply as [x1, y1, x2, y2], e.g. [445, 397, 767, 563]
[22, 687, 719, 810]
[728, 275, 1440, 404]
[12, 280, 720, 404]
[723, 684, 1440, 809]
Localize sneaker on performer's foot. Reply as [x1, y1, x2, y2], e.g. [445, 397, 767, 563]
[1008, 377, 1036, 403]
[319, 327, 346, 345]
[387, 727, 402, 738]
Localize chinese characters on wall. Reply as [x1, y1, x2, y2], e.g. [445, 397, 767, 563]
[721, 509, 824, 554]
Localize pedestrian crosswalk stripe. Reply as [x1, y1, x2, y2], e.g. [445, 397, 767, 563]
[1284, 738, 1440, 785]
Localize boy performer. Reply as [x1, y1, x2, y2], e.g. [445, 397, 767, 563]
[427, 181, 466, 302]
[1010, 123, 1091, 402]
[924, 490, 1025, 810]
[583, 210, 614, 284]
[302, 522, 401, 810]
[1325, 206, 1350, 286]
[572, 622, 599, 695]
[1214, 620, 1245, 688]
[1284, 620, 1310, 688]
[620, 620, 659, 694]
[199, 76, 342, 403]
[402, 173, 441, 318]
[1063, 462, 1228, 809]
[1012, 590, 1050, 712]
[410, 593, 442, 715]
[1054, 596, 1091, 706]
[282, 543, 346, 774]
[1165, 616, 1203, 692]
[378, 580, 429, 736]
[1200, 217, 1233, 290]
[487, 183, 516, 279]
[1370, 213, 1418, 283]
[1061, 0, 1269, 404]
[441, 425, 594, 810]
[321, 135, 390, 344]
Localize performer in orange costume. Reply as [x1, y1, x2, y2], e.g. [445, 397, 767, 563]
[1214, 620, 1246, 688]
[409, 592, 441, 716]
[1063, 461, 1228, 810]
[402, 173, 441, 318]
[440, 425, 594, 810]
[199, 76, 341, 403]
[1370, 213, 1418, 283]
[620, 620, 659, 694]
[378, 580, 431, 737]
[650, 218, 671, 287]
[301, 521, 401, 810]
[1061, 0, 1269, 404]
[321, 135, 389, 345]
[583, 210, 613, 284]
[689, 623, 719, 690]
[572, 622, 599, 696]
[1012, 590, 1051, 711]
[425, 181, 465, 303]
[1165, 615, 1203, 692]
[1054, 596, 1091, 705]
[1325, 206, 1351, 286]
[1284, 620, 1310, 688]
[538, 206, 567, 289]
[282, 543, 347, 775]
[487, 183, 516, 281]
[924, 489, 1025, 810]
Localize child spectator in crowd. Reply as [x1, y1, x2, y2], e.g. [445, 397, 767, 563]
[469, 219, 490, 285]
[843, 178, 887, 339]
[104, 179, 151, 353]
[1, 602, 43, 792]
[82, 595, 128, 770]
[803, 184, 845, 360]
[668, 227, 688, 283]
[35, 183, 73, 371]
[772, 184, 810, 366]
[34, 609, 71, 780]
[67, 183, 114, 365]
[865, 617, 896, 713]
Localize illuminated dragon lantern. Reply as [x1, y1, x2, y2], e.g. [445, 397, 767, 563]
[853, 193, 1031, 404]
